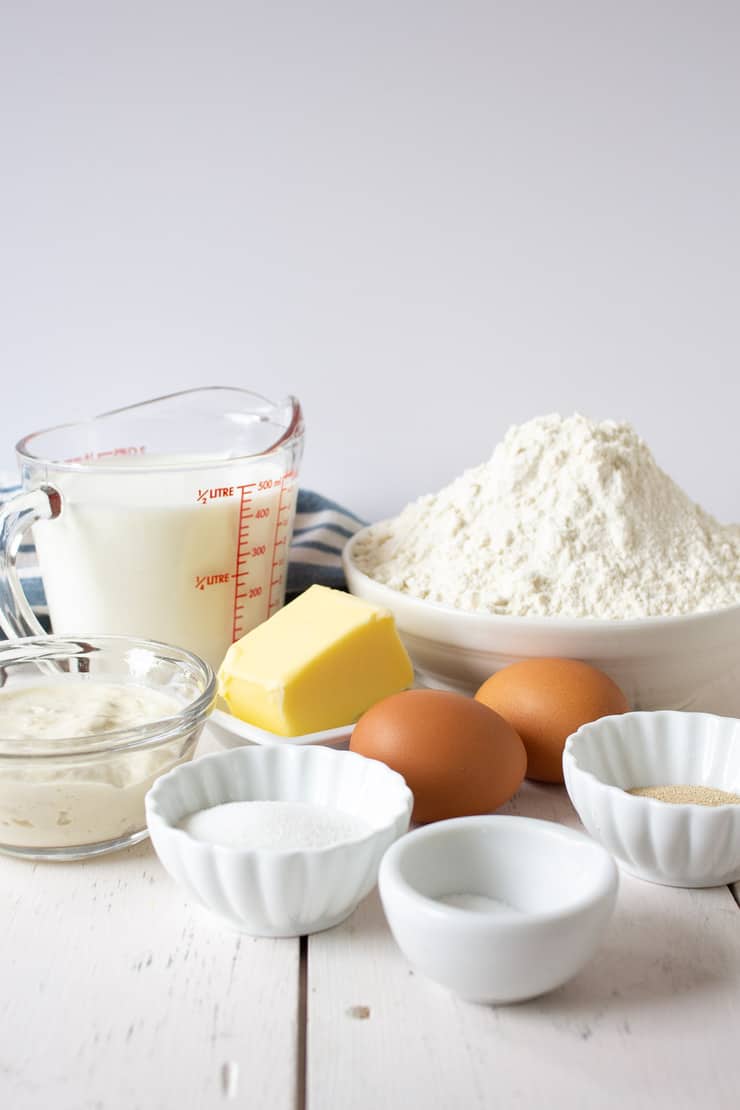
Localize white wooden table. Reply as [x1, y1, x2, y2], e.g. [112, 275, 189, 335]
[3, 726, 740, 1110]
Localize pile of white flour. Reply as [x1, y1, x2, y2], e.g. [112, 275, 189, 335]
[353, 414, 740, 619]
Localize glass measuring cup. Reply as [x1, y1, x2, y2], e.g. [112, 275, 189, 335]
[0, 388, 305, 670]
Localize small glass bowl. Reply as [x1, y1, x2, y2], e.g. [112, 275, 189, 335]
[0, 635, 215, 860]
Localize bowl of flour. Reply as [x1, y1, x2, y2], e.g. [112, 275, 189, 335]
[344, 415, 740, 713]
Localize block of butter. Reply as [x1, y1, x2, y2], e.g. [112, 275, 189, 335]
[218, 585, 414, 736]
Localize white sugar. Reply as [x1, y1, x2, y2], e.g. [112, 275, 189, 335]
[180, 800, 372, 851]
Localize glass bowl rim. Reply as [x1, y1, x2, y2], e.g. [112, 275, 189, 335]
[0, 634, 216, 758]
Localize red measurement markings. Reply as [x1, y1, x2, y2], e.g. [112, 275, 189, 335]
[267, 471, 295, 617]
[64, 445, 147, 464]
[231, 483, 256, 642]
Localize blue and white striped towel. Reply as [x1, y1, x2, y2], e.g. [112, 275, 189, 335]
[285, 489, 367, 594]
[0, 477, 366, 630]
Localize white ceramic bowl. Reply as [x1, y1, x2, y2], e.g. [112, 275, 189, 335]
[343, 527, 740, 714]
[146, 745, 413, 937]
[378, 815, 618, 1004]
[564, 711, 740, 887]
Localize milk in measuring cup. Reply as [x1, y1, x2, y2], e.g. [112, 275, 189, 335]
[32, 456, 298, 670]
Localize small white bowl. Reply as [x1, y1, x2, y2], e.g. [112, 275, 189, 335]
[564, 711, 740, 887]
[343, 526, 740, 714]
[146, 745, 412, 937]
[378, 815, 618, 1004]
[208, 705, 354, 749]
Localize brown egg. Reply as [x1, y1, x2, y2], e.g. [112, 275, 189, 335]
[475, 658, 630, 784]
[350, 689, 526, 824]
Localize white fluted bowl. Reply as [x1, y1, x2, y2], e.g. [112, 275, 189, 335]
[146, 746, 413, 936]
[563, 711, 740, 887]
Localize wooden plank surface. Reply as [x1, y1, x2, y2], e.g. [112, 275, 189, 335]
[307, 782, 740, 1110]
[4, 728, 740, 1110]
[0, 731, 300, 1110]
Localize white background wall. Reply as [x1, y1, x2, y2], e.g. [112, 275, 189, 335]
[1, 1, 738, 523]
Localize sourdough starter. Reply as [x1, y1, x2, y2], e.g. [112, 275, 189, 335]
[0, 680, 187, 849]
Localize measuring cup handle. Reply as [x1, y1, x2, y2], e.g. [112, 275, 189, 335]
[0, 485, 62, 639]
